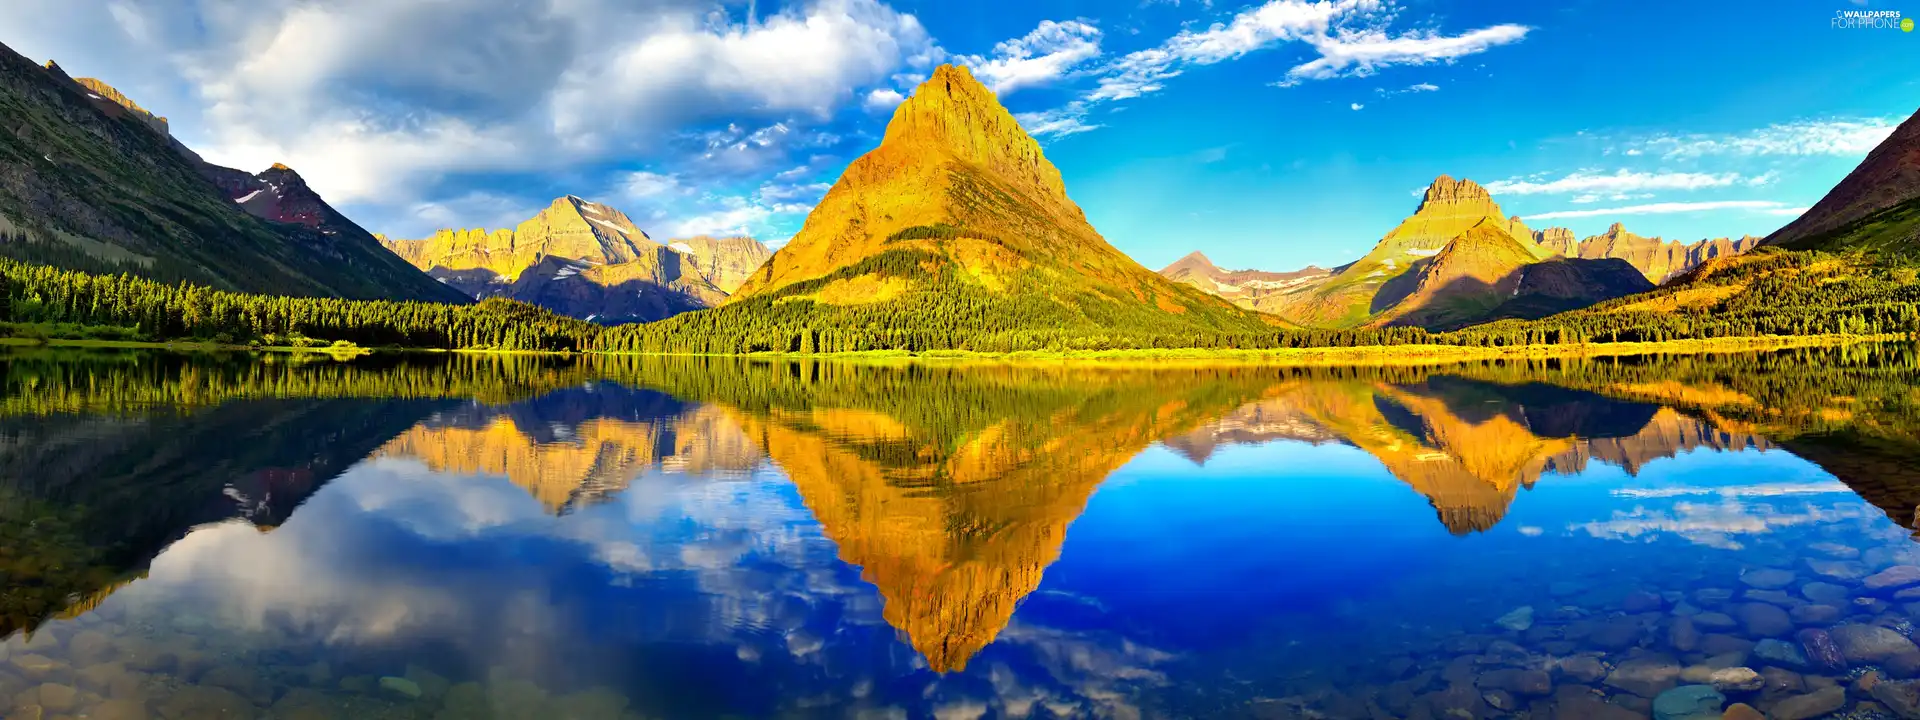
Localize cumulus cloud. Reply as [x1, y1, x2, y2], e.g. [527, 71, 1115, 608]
[621, 171, 684, 199]
[1484, 170, 1749, 196]
[1350, 103, 1364, 111]
[863, 88, 906, 112]
[1525, 200, 1801, 221]
[2, 0, 935, 213]
[957, 20, 1103, 95]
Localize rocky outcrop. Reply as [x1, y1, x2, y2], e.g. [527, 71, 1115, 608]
[1767, 106, 1920, 250]
[668, 235, 774, 293]
[70, 76, 169, 136]
[1535, 222, 1762, 283]
[381, 196, 764, 322]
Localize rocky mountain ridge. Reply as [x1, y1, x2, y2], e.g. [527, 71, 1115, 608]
[0, 44, 463, 302]
[1166, 175, 1744, 328]
[379, 196, 773, 323]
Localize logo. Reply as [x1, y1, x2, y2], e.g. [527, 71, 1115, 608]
[1832, 8, 1907, 30]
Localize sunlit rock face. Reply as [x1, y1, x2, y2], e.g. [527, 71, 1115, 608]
[726, 64, 1259, 337]
[379, 197, 771, 323]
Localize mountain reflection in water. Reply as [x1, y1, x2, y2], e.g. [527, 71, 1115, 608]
[3, 345, 1920, 718]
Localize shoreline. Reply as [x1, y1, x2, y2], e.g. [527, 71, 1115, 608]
[5, 333, 1899, 366]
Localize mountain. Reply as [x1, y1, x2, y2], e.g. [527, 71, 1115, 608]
[1530, 222, 1763, 282]
[1193, 176, 1740, 330]
[1766, 107, 1920, 251]
[0, 46, 463, 302]
[379, 196, 767, 323]
[1157, 251, 1331, 311]
[668, 235, 773, 293]
[1253, 176, 1553, 327]
[691, 64, 1271, 345]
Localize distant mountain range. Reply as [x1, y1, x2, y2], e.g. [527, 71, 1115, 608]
[1159, 176, 1783, 329]
[379, 196, 772, 323]
[0, 42, 463, 302]
[1162, 176, 1667, 330]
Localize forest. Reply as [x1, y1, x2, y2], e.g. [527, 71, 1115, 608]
[0, 246, 1915, 355]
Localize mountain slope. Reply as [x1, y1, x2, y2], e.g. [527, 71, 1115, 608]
[379, 195, 754, 322]
[603, 64, 1274, 353]
[1766, 107, 1920, 252]
[0, 44, 462, 302]
[1370, 221, 1544, 328]
[1157, 251, 1331, 310]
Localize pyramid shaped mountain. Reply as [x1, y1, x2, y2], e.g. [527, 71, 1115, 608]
[718, 65, 1270, 341]
[1766, 106, 1920, 251]
[380, 196, 769, 323]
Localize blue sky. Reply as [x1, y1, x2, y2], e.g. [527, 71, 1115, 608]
[3, 0, 1915, 272]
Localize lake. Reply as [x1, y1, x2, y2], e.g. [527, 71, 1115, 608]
[3, 345, 1920, 719]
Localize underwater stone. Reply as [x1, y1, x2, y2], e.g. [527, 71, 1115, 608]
[1652, 685, 1724, 720]
[1707, 667, 1764, 692]
[1798, 628, 1848, 671]
[1868, 567, 1920, 592]
[1833, 624, 1920, 664]
[1736, 603, 1794, 637]
[1495, 606, 1534, 631]
[1806, 559, 1870, 582]
[378, 676, 423, 699]
[1802, 582, 1851, 605]
[1607, 656, 1683, 698]
[1740, 569, 1795, 590]
[1754, 638, 1811, 668]
[1767, 686, 1846, 720]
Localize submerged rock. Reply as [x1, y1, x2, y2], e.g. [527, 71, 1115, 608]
[1707, 667, 1764, 693]
[1767, 685, 1845, 720]
[1833, 624, 1920, 664]
[1736, 603, 1793, 637]
[1652, 685, 1724, 720]
[1495, 606, 1534, 632]
[1754, 638, 1811, 668]
[1868, 567, 1920, 592]
[1721, 702, 1765, 720]
[1869, 677, 1920, 718]
[378, 676, 422, 699]
[1798, 628, 1848, 672]
[1607, 656, 1683, 698]
[1741, 569, 1795, 590]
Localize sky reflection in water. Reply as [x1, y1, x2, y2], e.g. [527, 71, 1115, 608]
[3, 351, 1919, 719]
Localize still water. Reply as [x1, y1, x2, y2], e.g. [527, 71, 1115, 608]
[4, 346, 1920, 719]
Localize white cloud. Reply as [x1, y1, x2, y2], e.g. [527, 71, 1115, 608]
[621, 171, 683, 199]
[13, 0, 936, 208]
[1280, 24, 1530, 85]
[666, 195, 812, 238]
[1765, 206, 1811, 217]
[1633, 118, 1900, 159]
[1020, 0, 1525, 137]
[863, 88, 905, 112]
[1016, 102, 1102, 137]
[1525, 200, 1799, 221]
[1484, 170, 1748, 197]
[399, 191, 540, 237]
[957, 20, 1103, 95]
[1349, 102, 1364, 111]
